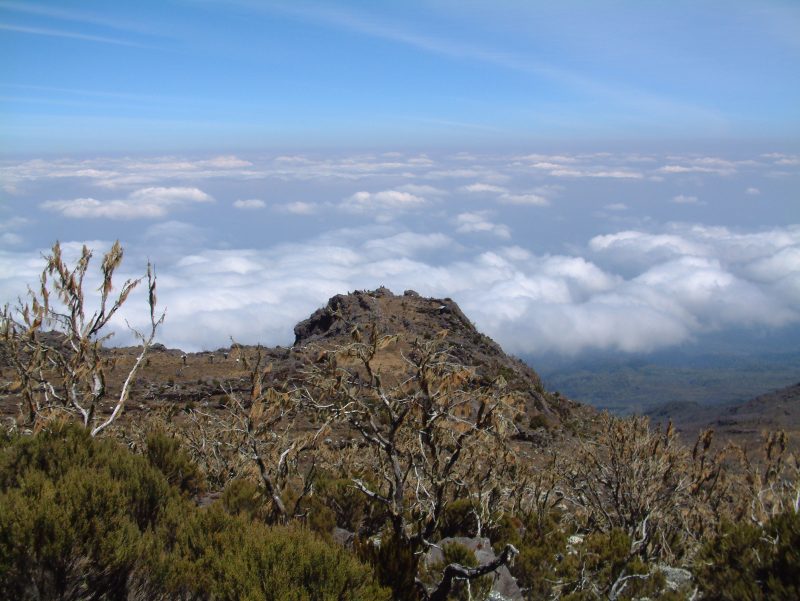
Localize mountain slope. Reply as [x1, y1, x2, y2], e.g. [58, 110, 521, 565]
[1, 288, 587, 439]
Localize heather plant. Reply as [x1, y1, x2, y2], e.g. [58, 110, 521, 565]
[0, 423, 388, 601]
[695, 510, 800, 600]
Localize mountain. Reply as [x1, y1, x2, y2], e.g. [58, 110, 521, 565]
[534, 348, 800, 414]
[1, 288, 588, 440]
[647, 382, 800, 451]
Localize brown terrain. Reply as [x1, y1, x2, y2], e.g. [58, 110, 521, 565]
[2, 286, 794, 456]
[648, 382, 800, 452]
[0, 288, 591, 443]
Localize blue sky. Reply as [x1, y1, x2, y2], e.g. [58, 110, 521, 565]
[2, 0, 799, 152]
[0, 1, 799, 359]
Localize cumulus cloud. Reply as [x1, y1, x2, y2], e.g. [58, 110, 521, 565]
[604, 203, 628, 211]
[340, 189, 428, 216]
[41, 187, 213, 219]
[455, 211, 511, 238]
[0, 233, 23, 245]
[275, 201, 317, 215]
[233, 198, 266, 210]
[395, 184, 447, 196]
[657, 158, 737, 176]
[461, 182, 508, 194]
[497, 192, 549, 206]
[671, 194, 700, 204]
[1, 222, 798, 357]
[746, 187, 761, 195]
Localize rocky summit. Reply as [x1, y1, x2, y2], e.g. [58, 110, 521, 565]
[0, 288, 586, 439]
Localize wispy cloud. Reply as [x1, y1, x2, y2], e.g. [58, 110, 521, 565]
[0, 23, 151, 48]
[671, 194, 700, 204]
[41, 187, 213, 219]
[340, 189, 429, 216]
[233, 198, 266, 210]
[455, 211, 511, 239]
[0, 0, 164, 37]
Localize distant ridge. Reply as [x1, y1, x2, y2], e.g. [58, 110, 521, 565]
[647, 382, 800, 451]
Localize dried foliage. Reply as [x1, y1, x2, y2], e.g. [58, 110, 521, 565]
[304, 325, 520, 599]
[0, 241, 163, 435]
[3, 242, 800, 600]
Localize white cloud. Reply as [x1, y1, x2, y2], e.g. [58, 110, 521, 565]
[497, 192, 549, 206]
[657, 158, 736, 176]
[746, 187, 761, 195]
[41, 186, 213, 219]
[233, 198, 266, 210]
[1, 222, 798, 357]
[671, 194, 699, 204]
[604, 203, 628, 211]
[200, 155, 253, 169]
[461, 182, 508, 194]
[455, 212, 511, 238]
[529, 161, 644, 179]
[0, 233, 23, 245]
[395, 183, 447, 196]
[275, 201, 317, 215]
[340, 189, 428, 215]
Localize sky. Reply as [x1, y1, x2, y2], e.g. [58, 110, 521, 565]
[0, 1, 799, 357]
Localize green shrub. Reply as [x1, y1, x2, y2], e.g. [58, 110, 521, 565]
[439, 498, 479, 538]
[356, 530, 419, 601]
[0, 424, 171, 599]
[0, 425, 388, 601]
[423, 541, 493, 601]
[145, 429, 206, 497]
[315, 476, 386, 535]
[696, 511, 800, 601]
[221, 477, 266, 519]
[491, 511, 566, 600]
[141, 503, 390, 600]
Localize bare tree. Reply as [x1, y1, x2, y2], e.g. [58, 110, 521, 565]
[565, 415, 694, 562]
[305, 325, 519, 599]
[732, 431, 800, 525]
[172, 346, 331, 523]
[0, 241, 163, 435]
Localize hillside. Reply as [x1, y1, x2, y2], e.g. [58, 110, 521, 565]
[536, 350, 800, 415]
[647, 382, 800, 451]
[0, 287, 587, 441]
[3, 287, 799, 600]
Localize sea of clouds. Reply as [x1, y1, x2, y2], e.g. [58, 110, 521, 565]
[1, 150, 798, 355]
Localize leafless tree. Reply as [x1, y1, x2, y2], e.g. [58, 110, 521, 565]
[1, 241, 163, 436]
[565, 415, 694, 562]
[731, 431, 799, 525]
[173, 346, 331, 523]
[304, 324, 519, 599]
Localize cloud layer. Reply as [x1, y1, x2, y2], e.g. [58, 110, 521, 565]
[2, 221, 794, 356]
[1, 149, 798, 357]
[42, 186, 213, 219]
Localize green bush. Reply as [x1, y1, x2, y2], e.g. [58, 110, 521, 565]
[356, 530, 419, 601]
[145, 429, 206, 497]
[221, 477, 267, 520]
[141, 503, 390, 600]
[495, 512, 566, 600]
[0, 425, 388, 601]
[0, 424, 171, 599]
[439, 498, 479, 538]
[423, 541, 492, 601]
[696, 511, 800, 600]
[315, 476, 386, 536]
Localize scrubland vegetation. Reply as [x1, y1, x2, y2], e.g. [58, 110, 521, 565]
[1, 243, 798, 600]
